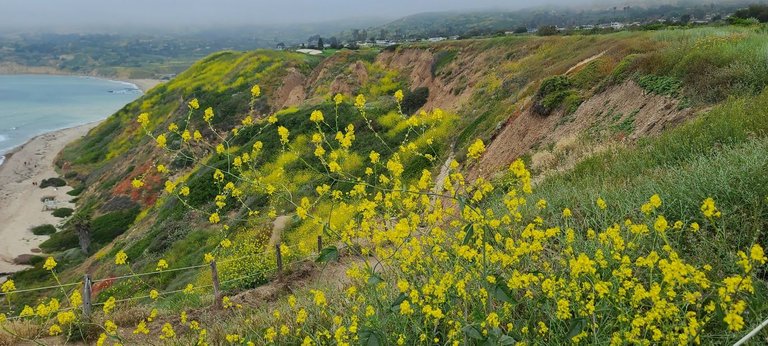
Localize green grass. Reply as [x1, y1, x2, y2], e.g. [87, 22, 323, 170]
[510, 88, 768, 269]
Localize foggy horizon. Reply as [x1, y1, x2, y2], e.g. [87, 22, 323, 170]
[0, 0, 623, 34]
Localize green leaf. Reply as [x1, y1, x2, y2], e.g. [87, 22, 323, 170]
[497, 335, 516, 345]
[462, 324, 485, 340]
[390, 293, 407, 311]
[359, 328, 384, 346]
[567, 318, 587, 339]
[490, 280, 517, 304]
[367, 272, 383, 286]
[462, 223, 474, 245]
[316, 246, 339, 263]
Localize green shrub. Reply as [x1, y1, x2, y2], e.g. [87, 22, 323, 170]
[90, 208, 141, 245]
[30, 224, 57, 235]
[533, 75, 575, 116]
[52, 208, 74, 218]
[636, 74, 682, 96]
[40, 177, 66, 188]
[39, 230, 79, 252]
[67, 185, 85, 196]
[401, 87, 430, 115]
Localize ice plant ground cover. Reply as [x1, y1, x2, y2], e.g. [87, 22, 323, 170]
[2, 85, 767, 345]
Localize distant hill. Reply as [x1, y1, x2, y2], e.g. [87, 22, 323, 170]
[350, 1, 757, 39]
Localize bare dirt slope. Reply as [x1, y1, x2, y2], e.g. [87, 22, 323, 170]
[474, 80, 695, 178]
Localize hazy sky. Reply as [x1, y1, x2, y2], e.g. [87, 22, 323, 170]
[0, 0, 595, 32]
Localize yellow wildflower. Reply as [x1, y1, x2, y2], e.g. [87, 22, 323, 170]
[115, 251, 128, 265]
[354, 94, 366, 109]
[160, 323, 176, 339]
[136, 112, 149, 127]
[188, 98, 199, 110]
[156, 134, 167, 148]
[134, 320, 149, 335]
[596, 197, 607, 210]
[310, 110, 324, 122]
[44, 256, 57, 271]
[103, 296, 116, 314]
[394, 89, 404, 103]
[49, 324, 62, 336]
[277, 126, 289, 144]
[1, 280, 15, 293]
[156, 259, 169, 271]
[251, 84, 261, 97]
[701, 197, 721, 218]
[654, 215, 668, 233]
[467, 139, 486, 160]
[751, 244, 767, 264]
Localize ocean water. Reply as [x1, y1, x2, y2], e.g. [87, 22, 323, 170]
[0, 74, 142, 165]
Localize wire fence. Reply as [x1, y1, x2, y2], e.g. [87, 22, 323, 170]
[1, 237, 324, 321]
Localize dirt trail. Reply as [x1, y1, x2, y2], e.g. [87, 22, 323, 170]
[268, 215, 291, 246]
[565, 50, 608, 75]
[433, 153, 454, 195]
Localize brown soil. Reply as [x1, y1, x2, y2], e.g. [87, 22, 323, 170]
[473, 80, 696, 179]
[273, 68, 307, 109]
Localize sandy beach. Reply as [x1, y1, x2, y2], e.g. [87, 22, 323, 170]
[0, 123, 98, 274]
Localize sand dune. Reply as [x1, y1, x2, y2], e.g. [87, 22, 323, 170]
[0, 123, 98, 274]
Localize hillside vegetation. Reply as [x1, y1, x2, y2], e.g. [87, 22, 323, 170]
[2, 25, 768, 345]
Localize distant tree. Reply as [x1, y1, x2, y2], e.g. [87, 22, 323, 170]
[351, 29, 361, 42]
[328, 36, 340, 49]
[513, 26, 528, 34]
[317, 38, 325, 50]
[732, 5, 768, 23]
[72, 212, 92, 254]
[537, 25, 559, 36]
[680, 14, 692, 24]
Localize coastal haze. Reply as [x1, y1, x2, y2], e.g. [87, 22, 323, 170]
[0, 0, 592, 32]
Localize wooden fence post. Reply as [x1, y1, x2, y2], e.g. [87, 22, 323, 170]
[82, 274, 92, 319]
[275, 243, 283, 276]
[317, 235, 323, 253]
[211, 260, 222, 309]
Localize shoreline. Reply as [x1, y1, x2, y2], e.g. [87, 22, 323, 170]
[0, 67, 163, 93]
[0, 122, 100, 274]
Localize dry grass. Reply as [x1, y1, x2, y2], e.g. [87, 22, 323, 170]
[0, 320, 44, 344]
[531, 150, 556, 171]
[109, 305, 151, 327]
